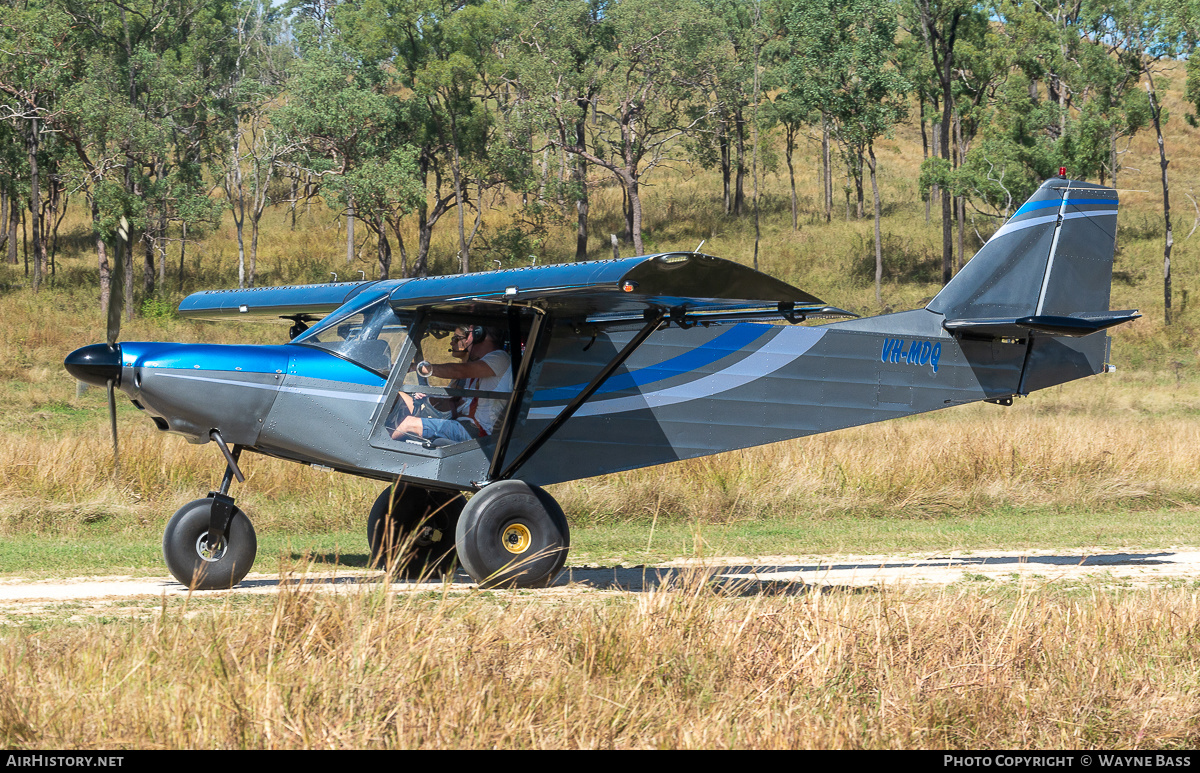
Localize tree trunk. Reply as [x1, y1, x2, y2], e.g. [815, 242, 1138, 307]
[868, 144, 883, 306]
[392, 220, 408, 278]
[930, 120, 940, 224]
[376, 216, 391, 280]
[574, 111, 589, 261]
[1148, 79, 1173, 325]
[249, 216, 259, 288]
[822, 118, 832, 223]
[720, 127, 731, 214]
[234, 208, 246, 290]
[940, 106, 953, 287]
[415, 203, 433, 278]
[733, 107, 746, 217]
[179, 220, 186, 292]
[143, 230, 155, 298]
[1110, 129, 1118, 189]
[623, 182, 634, 246]
[786, 127, 798, 231]
[453, 144, 468, 274]
[921, 93, 930, 223]
[7, 191, 17, 265]
[124, 227, 134, 322]
[957, 195, 965, 271]
[854, 150, 864, 219]
[627, 176, 644, 256]
[27, 115, 43, 292]
[93, 196, 111, 316]
[346, 197, 355, 265]
[0, 189, 8, 260]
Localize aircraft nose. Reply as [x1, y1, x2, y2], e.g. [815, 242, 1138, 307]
[65, 343, 122, 387]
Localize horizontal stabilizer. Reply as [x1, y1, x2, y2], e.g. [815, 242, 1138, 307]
[944, 310, 1140, 338]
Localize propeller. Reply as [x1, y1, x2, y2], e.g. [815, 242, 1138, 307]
[65, 216, 127, 477]
[106, 217, 127, 476]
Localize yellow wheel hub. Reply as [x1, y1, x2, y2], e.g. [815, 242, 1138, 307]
[502, 523, 532, 554]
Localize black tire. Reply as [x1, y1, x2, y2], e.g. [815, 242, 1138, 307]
[162, 498, 257, 590]
[367, 484, 463, 579]
[455, 480, 570, 589]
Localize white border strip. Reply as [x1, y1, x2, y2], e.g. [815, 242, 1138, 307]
[528, 327, 826, 419]
[157, 372, 385, 403]
[987, 209, 1116, 244]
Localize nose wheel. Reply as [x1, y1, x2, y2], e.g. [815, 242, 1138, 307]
[455, 480, 569, 589]
[162, 497, 257, 590]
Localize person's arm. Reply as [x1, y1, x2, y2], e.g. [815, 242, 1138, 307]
[417, 358, 497, 381]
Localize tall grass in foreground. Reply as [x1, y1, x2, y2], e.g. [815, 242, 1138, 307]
[2, 576, 1198, 749]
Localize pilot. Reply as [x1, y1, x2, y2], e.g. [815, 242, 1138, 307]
[390, 325, 512, 444]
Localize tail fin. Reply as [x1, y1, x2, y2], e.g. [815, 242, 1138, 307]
[929, 177, 1139, 395]
[928, 177, 1120, 321]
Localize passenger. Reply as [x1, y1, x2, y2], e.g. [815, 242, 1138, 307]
[390, 325, 512, 444]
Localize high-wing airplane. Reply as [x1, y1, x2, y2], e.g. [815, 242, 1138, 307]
[64, 177, 1139, 590]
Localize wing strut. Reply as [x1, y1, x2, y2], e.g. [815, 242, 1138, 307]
[492, 309, 666, 483]
[486, 309, 549, 483]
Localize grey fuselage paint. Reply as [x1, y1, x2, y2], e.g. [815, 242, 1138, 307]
[113, 309, 1101, 491]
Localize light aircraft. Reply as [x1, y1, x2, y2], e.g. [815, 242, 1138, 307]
[64, 177, 1138, 589]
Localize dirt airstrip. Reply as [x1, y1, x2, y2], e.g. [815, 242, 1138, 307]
[2, 548, 1199, 618]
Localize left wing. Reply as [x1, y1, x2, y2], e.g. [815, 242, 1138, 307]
[177, 280, 395, 324]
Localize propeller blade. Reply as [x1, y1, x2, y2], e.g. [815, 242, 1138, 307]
[107, 379, 120, 477]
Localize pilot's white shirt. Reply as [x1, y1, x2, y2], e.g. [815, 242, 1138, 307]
[464, 349, 512, 434]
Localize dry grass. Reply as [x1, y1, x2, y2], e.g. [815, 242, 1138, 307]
[2, 575, 1198, 749]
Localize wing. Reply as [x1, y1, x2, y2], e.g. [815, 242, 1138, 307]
[177, 280, 391, 323]
[385, 252, 837, 324]
[177, 253, 843, 327]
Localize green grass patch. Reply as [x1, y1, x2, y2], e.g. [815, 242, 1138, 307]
[2, 507, 1197, 579]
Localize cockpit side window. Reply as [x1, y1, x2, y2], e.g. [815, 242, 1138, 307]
[292, 298, 411, 376]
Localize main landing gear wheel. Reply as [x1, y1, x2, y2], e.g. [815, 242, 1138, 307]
[162, 498, 257, 590]
[455, 480, 570, 589]
[367, 484, 464, 579]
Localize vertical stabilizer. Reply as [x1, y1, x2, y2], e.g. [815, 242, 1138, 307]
[927, 178, 1119, 320]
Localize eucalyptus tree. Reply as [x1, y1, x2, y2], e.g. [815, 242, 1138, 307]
[0, 0, 76, 291]
[379, 0, 511, 275]
[547, 0, 727, 255]
[904, 0, 979, 284]
[935, 8, 998, 269]
[696, 0, 762, 217]
[60, 0, 238, 302]
[213, 0, 291, 288]
[760, 89, 812, 230]
[275, 16, 420, 279]
[1083, 0, 1186, 324]
[894, 29, 940, 222]
[786, 0, 908, 304]
[507, 0, 615, 261]
[990, 0, 1143, 188]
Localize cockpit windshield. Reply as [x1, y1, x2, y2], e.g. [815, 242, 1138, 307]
[291, 294, 410, 375]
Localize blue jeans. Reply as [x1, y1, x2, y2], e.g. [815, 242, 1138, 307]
[417, 416, 473, 443]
